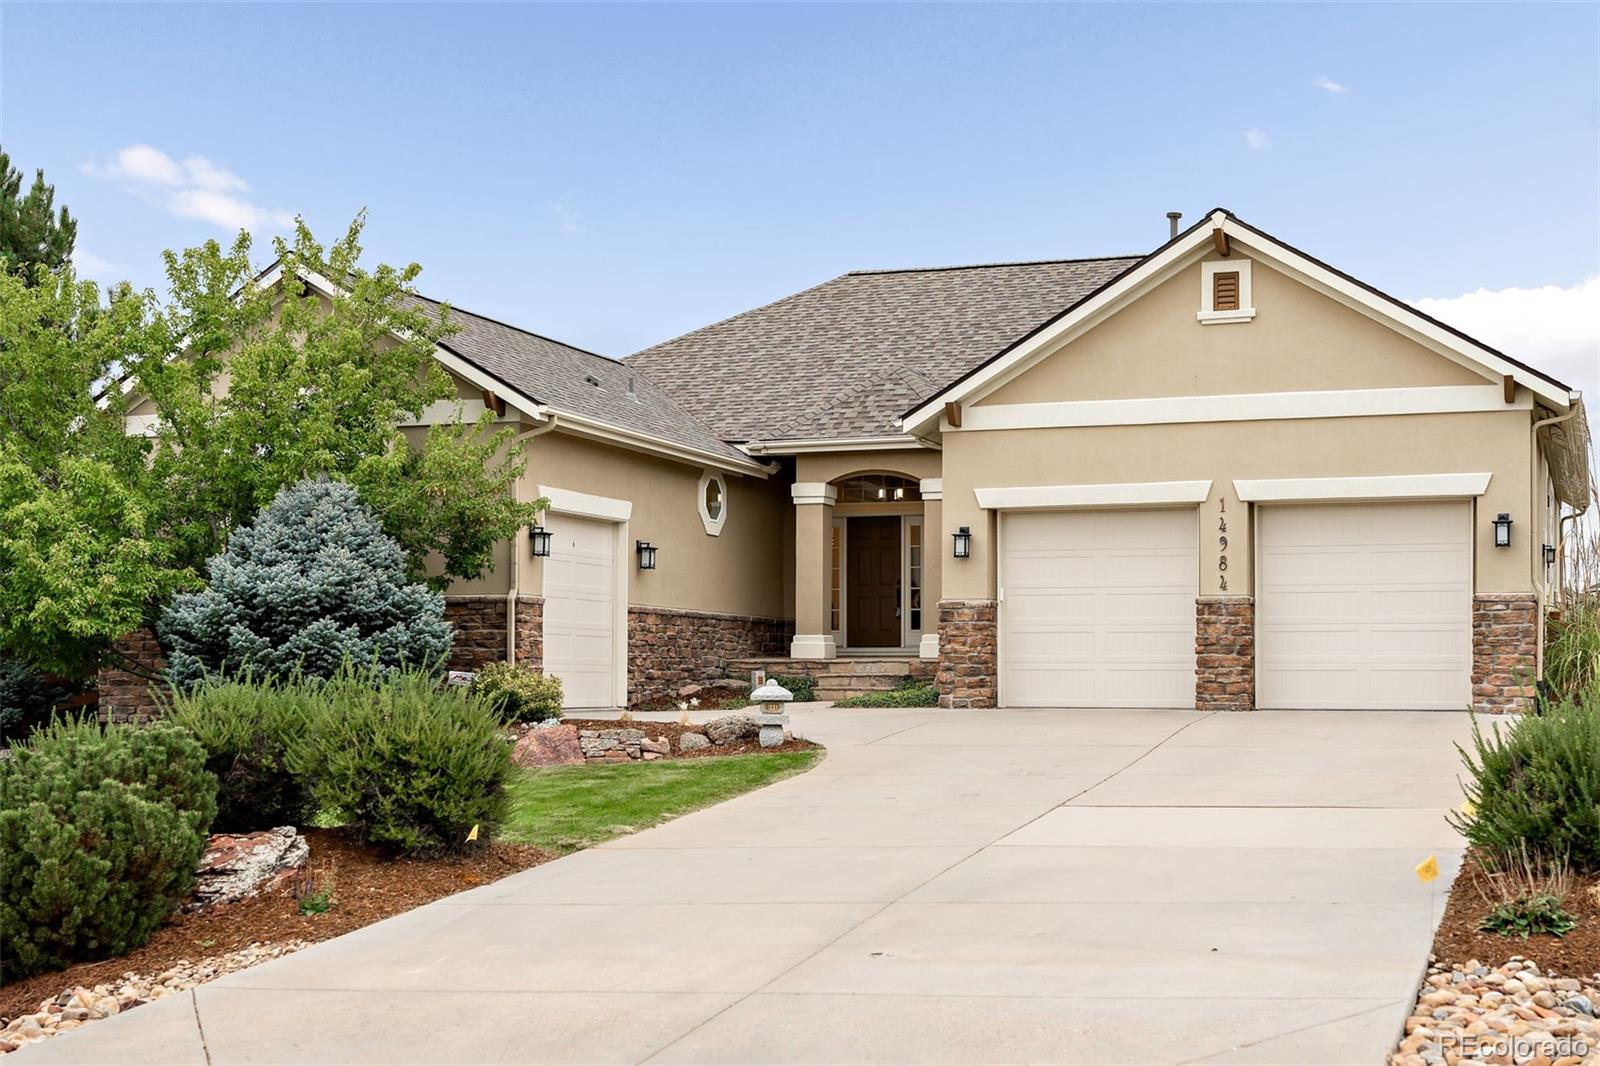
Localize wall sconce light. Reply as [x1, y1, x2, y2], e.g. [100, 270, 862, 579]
[636, 540, 657, 570]
[952, 526, 972, 559]
[1492, 513, 1513, 548]
[1543, 543, 1557, 567]
[529, 524, 552, 558]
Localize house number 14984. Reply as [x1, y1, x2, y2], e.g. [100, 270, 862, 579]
[1217, 498, 1229, 592]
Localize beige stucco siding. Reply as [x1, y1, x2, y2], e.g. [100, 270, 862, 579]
[940, 410, 1534, 601]
[795, 449, 942, 485]
[980, 257, 1487, 405]
[513, 430, 788, 619]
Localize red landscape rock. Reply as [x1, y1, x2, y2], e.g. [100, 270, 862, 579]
[512, 724, 584, 768]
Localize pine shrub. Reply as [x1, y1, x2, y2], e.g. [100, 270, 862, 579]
[0, 653, 78, 745]
[469, 661, 563, 722]
[159, 479, 452, 688]
[291, 670, 512, 855]
[160, 675, 319, 832]
[0, 719, 217, 978]
[1451, 695, 1600, 872]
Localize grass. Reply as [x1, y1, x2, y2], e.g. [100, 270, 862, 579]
[501, 750, 821, 852]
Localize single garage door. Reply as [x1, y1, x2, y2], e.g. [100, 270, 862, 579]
[1257, 501, 1471, 710]
[1001, 509, 1198, 708]
[542, 515, 620, 709]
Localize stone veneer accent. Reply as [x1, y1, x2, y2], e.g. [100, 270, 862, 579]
[1195, 596, 1255, 712]
[628, 606, 791, 705]
[443, 595, 543, 672]
[1472, 592, 1539, 714]
[96, 628, 166, 724]
[936, 599, 998, 709]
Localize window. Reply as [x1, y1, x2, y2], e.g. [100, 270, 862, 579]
[907, 519, 923, 633]
[833, 474, 921, 504]
[1199, 259, 1255, 324]
[697, 471, 727, 535]
[830, 520, 843, 634]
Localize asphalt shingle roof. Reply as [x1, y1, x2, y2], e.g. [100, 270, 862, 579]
[407, 295, 750, 465]
[624, 256, 1142, 443]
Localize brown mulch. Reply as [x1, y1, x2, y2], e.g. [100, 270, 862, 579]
[561, 717, 820, 758]
[1432, 849, 1600, 979]
[0, 829, 553, 1025]
[627, 691, 751, 714]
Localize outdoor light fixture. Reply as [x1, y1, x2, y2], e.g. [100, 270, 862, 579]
[1492, 513, 1513, 548]
[952, 526, 972, 559]
[529, 524, 552, 558]
[1543, 543, 1557, 567]
[636, 540, 657, 570]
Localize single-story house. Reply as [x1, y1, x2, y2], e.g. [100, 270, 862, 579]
[103, 208, 1591, 716]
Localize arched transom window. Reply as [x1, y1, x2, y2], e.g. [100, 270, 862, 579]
[832, 474, 921, 504]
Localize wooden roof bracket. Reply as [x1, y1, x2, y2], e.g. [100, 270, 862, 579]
[1212, 227, 1231, 257]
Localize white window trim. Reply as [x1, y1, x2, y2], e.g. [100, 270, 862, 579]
[902, 514, 925, 649]
[1233, 472, 1493, 502]
[698, 470, 728, 535]
[1199, 259, 1254, 324]
[830, 516, 846, 644]
[974, 480, 1213, 511]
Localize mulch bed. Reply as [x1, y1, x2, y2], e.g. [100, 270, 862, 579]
[561, 717, 820, 758]
[0, 829, 552, 1025]
[1433, 849, 1600, 978]
[627, 691, 751, 714]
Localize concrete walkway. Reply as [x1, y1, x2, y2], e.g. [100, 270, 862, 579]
[19, 706, 1474, 1065]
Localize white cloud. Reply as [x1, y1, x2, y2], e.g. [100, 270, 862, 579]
[1314, 77, 1351, 94]
[72, 249, 119, 280]
[1413, 277, 1600, 442]
[1243, 129, 1271, 150]
[81, 144, 291, 232]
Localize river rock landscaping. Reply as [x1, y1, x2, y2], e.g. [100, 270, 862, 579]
[1391, 958, 1598, 1066]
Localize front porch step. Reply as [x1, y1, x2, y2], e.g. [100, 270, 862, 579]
[726, 656, 935, 701]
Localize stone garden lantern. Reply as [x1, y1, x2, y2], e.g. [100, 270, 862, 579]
[749, 678, 793, 748]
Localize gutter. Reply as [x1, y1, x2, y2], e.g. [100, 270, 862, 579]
[1530, 400, 1580, 675]
[506, 414, 560, 663]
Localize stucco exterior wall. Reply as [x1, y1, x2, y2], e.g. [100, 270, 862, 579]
[939, 410, 1534, 601]
[511, 430, 789, 619]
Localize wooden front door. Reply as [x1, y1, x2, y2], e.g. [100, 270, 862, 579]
[847, 516, 901, 647]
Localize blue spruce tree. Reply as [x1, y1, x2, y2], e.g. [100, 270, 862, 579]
[160, 479, 452, 686]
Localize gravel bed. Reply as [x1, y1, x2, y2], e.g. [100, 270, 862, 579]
[1391, 957, 1598, 1065]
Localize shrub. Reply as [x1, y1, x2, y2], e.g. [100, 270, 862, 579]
[1451, 695, 1600, 871]
[0, 718, 217, 978]
[834, 678, 939, 708]
[1479, 894, 1578, 939]
[1544, 600, 1600, 705]
[469, 661, 563, 722]
[769, 674, 816, 703]
[160, 675, 319, 832]
[290, 669, 512, 855]
[0, 653, 79, 745]
[159, 479, 452, 688]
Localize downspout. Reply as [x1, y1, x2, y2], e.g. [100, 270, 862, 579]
[507, 413, 560, 664]
[1530, 400, 1579, 675]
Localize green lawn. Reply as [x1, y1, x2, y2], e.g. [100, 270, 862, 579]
[502, 750, 821, 852]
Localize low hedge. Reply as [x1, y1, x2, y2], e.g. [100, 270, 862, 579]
[0, 718, 217, 978]
[469, 661, 563, 722]
[833, 679, 939, 708]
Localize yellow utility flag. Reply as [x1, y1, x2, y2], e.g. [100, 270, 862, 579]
[466, 824, 480, 842]
[1414, 854, 1439, 883]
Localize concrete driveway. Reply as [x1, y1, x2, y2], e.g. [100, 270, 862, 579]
[19, 706, 1473, 1065]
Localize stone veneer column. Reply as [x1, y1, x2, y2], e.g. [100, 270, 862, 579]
[443, 594, 544, 672]
[936, 598, 997, 708]
[1472, 593, 1538, 714]
[790, 482, 837, 659]
[96, 628, 166, 723]
[1195, 596, 1255, 711]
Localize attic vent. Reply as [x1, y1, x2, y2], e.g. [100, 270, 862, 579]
[584, 374, 602, 387]
[1213, 271, 1241, 312]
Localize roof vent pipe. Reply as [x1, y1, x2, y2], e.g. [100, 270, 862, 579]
[1166, 211, 1182, 240]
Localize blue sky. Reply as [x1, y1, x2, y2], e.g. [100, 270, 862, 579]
[2, 2, 1596, 392]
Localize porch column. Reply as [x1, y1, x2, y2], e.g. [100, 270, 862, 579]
[790, 482, 837, 659]
[919, 478, 943, 661]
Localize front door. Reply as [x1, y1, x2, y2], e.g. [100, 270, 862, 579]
[847, 516, 901, 647]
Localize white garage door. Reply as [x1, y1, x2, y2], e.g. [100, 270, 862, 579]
[542, 515, 620, 709]
[1001, 509, 1198, 708]
[1257, 501, 1471, 710]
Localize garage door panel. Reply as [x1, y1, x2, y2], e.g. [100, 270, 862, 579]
[1258, 502, 1469, 711]
[543, 515, 620, 710]
[1001, 509, 1197, 709]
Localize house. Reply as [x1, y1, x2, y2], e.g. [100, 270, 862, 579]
[103, 208, 1590, 717]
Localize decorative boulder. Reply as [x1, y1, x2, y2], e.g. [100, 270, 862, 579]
[190, 827, 308, 910]
[704, 713, 760, 745]
[512, 724, 583, 768]
[679, 733, 710, 751]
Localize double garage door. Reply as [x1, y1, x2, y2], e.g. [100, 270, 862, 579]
[999, 502, 1471, 710]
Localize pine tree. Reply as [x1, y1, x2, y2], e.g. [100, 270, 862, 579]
[0, 148, 77, 282]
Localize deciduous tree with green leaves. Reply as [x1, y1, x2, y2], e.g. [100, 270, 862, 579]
[0, 213, 542, 680]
